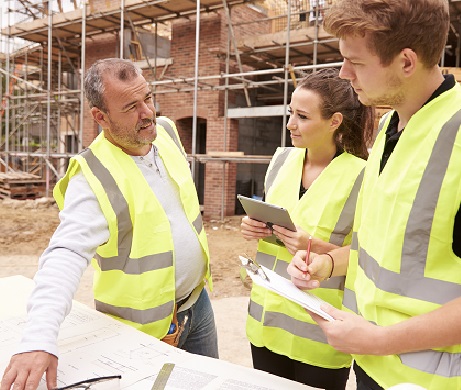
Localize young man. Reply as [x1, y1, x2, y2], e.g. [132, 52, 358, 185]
[287, 1, 461, 389]
[1, 58, 218, 390]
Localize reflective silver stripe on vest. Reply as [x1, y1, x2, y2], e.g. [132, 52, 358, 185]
[248, 299, 264, 322]
[193, 212, 203, 235]
[274, 259, 290, 279]
[358, 109, 461, 305]
[321, 276, 345, 290]
[95, 299, 174, 325]
[377, 111, 392, 136]
[330, 169, 364, 246]
[156, 118, 203, 235]
[255, 252, 291, 280]
[97, 252, 172, 273]
[400, 350, 461, 378]
[344, 232, 359, 310]
[265, 148, 293, 194]
[358, 246, 461, 305]
[256, 252, 276, 270]
[156, 118, 187, 159]
[81, 148, 174, 273]
[264, 311, 328, 343]
[248, 299, 328, 344]
[343, 287, 358, 314]
[351, 231, 359, 251]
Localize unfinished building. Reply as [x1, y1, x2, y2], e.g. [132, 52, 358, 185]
[1, 0, 461, 219]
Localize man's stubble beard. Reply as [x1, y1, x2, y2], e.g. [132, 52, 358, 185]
[107, 118, 156, 149]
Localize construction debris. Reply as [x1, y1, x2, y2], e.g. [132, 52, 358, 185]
[0, 172, 46, 200]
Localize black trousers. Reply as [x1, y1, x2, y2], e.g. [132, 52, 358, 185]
[251, 344, 350, 390]
[354, 364, 384, 390]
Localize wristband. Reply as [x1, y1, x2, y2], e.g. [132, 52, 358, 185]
[325, 253, 334, 280]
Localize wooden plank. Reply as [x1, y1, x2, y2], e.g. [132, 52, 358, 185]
[0, 172, 46, 201]
[207, 151, 245, 157]
[441, 67, 461, 82]
[0, 172, 42, 181]
[236, 27, 334, 51]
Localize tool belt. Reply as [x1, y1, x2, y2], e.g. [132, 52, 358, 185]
[161, 289, 195, 347]
[161, 303, 190, 347]
[161, 304, 181, 347]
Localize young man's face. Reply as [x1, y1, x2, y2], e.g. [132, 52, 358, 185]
[338, 34, 405, 107]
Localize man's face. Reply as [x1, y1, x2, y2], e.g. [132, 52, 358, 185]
[93, 73, 157, 155]
[338, 34, 405, 107]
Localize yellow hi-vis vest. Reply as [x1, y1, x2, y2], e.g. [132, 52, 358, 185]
[53, 117, 212, 339]
[344, 84, 461, 389]
[246, 147, 365, 368]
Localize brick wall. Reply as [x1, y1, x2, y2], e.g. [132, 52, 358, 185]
[83, 34, 119, 148]
[153, 6, 269, 219]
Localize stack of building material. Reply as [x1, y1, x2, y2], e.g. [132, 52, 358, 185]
[0, 172, 46, 200]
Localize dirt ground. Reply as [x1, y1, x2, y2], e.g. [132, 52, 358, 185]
[0, 198, 255, 299]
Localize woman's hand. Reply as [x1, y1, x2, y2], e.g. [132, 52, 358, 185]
[272, 225, 307, 255]
[240, 216, 272, 241]
[287, 250, 334, 289]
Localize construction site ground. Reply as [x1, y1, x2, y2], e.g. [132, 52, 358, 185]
[0, 198, 355, 389]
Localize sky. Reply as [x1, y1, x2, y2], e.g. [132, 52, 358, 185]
[1, 0, 83, 53]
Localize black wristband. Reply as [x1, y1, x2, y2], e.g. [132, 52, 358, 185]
[325, 253, 334, 279]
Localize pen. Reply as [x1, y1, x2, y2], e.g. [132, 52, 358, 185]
[306, 235, 312, 265]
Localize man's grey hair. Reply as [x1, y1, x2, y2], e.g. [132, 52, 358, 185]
[84, 58, 142, 112]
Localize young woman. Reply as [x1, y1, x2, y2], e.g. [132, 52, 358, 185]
[240, 68, 374, 390]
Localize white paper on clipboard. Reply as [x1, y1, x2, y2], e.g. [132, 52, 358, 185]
[240, 256, 334, 321]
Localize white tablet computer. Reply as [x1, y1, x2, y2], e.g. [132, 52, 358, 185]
[237, 194, 296, 232]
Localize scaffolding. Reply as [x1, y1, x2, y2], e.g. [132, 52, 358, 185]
[1, 0, 461, 213]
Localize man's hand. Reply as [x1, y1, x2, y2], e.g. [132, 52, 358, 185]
[308, 304, 387, 355]
[1, 351, 58, 390]
[240, 216, 272, 241]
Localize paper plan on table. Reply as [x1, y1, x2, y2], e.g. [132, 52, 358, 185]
[0, 275, 310, 390]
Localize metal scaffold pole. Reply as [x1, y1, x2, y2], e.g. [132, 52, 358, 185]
[79, 0, 86, 153]
[281, 0, 292, 147]
[191, 0, 201, 181]
[45, 6, 52, 196]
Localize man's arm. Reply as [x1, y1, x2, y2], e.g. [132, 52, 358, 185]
[382, 297, 461, 354]
[309, 296, 461, 356]
[1, 172, 110, 390]
[289, 245, 461, 355]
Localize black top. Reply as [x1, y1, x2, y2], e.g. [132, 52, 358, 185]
[299, 148, 343, 198]
[357, 74, 460, 389]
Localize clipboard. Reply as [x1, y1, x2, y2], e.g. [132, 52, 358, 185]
[237, 194, 296, 232]
[239, 255, 334, 322]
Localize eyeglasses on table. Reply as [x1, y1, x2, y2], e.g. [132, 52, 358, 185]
[53, 375, 122, 389]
